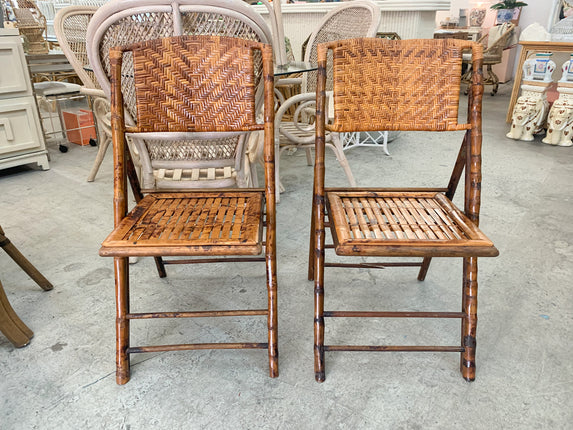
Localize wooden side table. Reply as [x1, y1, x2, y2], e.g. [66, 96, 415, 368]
[0, 225, 53, 347]
[506, 41, 573, 123]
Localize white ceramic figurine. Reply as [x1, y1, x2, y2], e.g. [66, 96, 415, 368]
[542, 95, 573, 146]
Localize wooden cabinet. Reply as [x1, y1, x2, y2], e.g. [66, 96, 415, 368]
[0, 29, 48, 171]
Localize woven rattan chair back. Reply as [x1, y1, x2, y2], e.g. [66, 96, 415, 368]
[86, 0, 272, 190]
[103, 34, 277, 384]
[54, 6, 100, 91]
[123, 37, 262, 134]
[310, 38, 498, 383]
[55, 6, 114, 183]
[325, 38, 478, 133]
[483, 22, 515, 62]
[461, 23, 515, 96]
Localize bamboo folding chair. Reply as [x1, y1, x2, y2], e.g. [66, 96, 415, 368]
[310, 38, 499, 382]
[99, 35, 277, 384]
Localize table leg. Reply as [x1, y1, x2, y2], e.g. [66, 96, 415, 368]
[0, 226, 53, 291]
[0, 280, 33, 348]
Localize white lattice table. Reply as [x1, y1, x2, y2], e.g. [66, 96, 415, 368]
[341, 131, 390, 155]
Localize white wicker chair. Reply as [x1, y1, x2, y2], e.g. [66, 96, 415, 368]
[273, 0, 381, 198]
[86, 0, 272, 191]
[55, 6, 113, 182]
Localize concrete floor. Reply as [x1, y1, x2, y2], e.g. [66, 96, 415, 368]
[1, 83, 572, 429]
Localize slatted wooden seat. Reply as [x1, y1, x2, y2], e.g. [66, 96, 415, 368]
[100, 35, 277, 384]
[100, 192, 265, 257]
[326, 191, 497, 257]
[310, 38, 499, 383]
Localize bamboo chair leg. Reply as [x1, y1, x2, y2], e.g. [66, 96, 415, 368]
[314, 213, 326, 382]
[417, 257, 432, 281]
[86, 133, 111, 182]
[115, 257, 130, 385]
[267, 249, 279, 377]
[460, 256, 478, 381]
[328, 133, 356, 187]
[308, 193, 316, 281]
[0, 280, 34, 347]
[0, 227, 53, 291]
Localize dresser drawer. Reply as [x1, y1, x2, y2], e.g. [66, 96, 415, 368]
[0, 97, 45, 158]
[0, 37, 32, 97]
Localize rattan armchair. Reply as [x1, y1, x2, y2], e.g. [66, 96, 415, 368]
[100, 35, 277, 384]
[86, 0, 272, 191]
[462, 22, 516, 96]
[310, 38, 499, 382]
[273, 0, 381, 199]
[13, 0, 50, 54]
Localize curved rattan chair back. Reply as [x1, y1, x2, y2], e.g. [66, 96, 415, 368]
[86, 0, 272, 190]
[325, 38, 482, 133]
[54, 6, 100, 91]
[87, 0, 271, 105]
[302, 0, 381, 93]
[483, 22, 515, 63]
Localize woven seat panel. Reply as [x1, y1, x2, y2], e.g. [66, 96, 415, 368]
[101, 192, 264, 257]
[327, 38, 478, 133]
[326, 191, 497, 257]
[129, 36, 260, 133]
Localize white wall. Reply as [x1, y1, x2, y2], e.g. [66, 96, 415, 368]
[449, 0, 552, 29]
[519, 0, 553, 33]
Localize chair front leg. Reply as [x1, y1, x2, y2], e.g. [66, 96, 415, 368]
[308, 191, 317, 281]
[314, 200, 326, 382]
[115, 257, 130, 384]
[460, 256, 478, 382]
[266, 251, 279, 378]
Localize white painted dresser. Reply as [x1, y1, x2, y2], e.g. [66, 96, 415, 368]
[0, 28, 48, 171]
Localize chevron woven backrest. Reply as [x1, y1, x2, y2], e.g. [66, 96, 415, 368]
[321, 38, 483, 133]
[114, 35, 267, 133]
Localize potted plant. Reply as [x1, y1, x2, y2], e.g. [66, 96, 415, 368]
[490, 0, 528, 24]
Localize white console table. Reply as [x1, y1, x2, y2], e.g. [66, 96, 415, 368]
[0, 29, 49, 172]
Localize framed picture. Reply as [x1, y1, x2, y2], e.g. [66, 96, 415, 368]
[494, 7, 521, 25]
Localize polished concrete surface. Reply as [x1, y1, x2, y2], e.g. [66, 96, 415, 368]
[1, 83, 572, 428]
